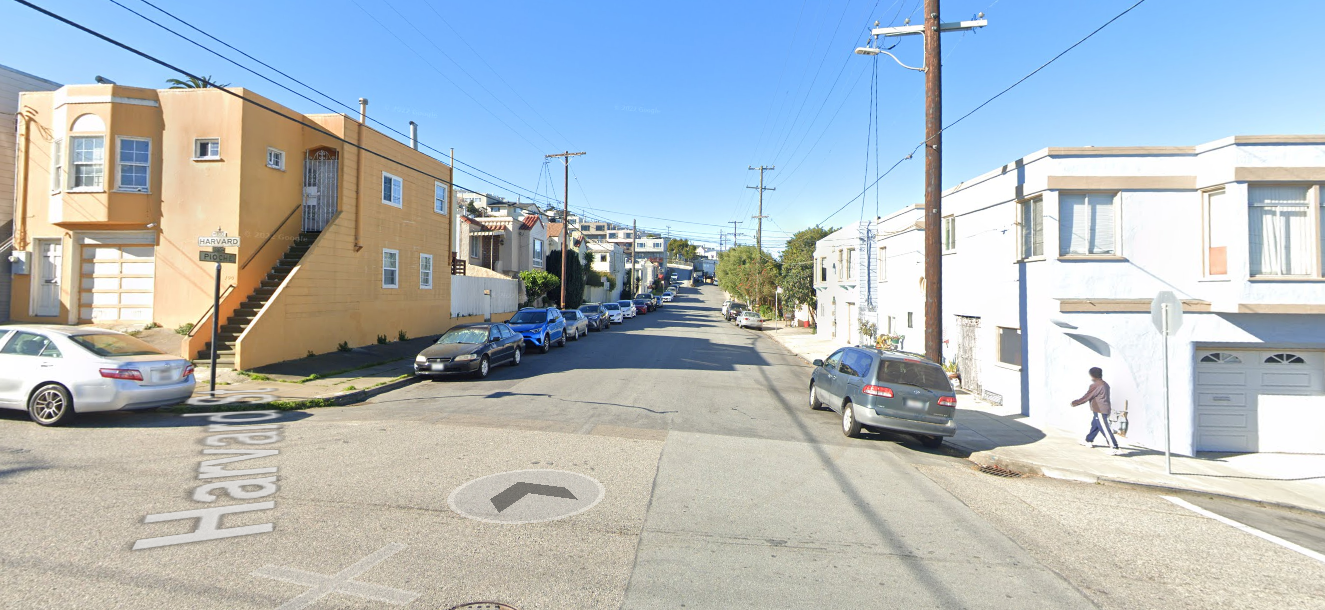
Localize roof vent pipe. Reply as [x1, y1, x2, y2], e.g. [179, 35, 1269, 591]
[409, 121, 418, 150]
[358, 97, 367, 123]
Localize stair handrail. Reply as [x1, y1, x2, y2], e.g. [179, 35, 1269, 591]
[242, 201, 305, 270]
[186, 284, 236, 338]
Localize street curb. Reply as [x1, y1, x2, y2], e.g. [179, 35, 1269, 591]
[957, 444, 1325, 517]
[324, 373, 420, 406]
[166, 373, 420, 413]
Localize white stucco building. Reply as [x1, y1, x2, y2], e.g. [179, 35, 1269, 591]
[928, 135, 1325, 456]
[813, 205, 925, 348]
[588, 242, 626, 303]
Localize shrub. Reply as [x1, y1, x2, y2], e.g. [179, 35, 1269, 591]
[397, 330, 408, 341]
[144, 322, 161, 330]
[306, 350, 316, 358]
[337, 341, 350, 352]
[377, 334, 388, 344]
[175, 322, 195, 335]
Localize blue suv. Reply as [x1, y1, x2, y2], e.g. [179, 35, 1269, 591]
[507, 307, 566, 354]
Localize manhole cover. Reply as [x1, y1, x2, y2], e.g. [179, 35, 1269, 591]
[447, 604, 519, 610]
[977, 464, 1023, 478]
[448, 469, 605, 524]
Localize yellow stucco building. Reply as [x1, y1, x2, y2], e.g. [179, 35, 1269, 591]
[10, 83, 462, 369]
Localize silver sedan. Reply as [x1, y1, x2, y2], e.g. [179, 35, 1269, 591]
[0, 325, 196, 426]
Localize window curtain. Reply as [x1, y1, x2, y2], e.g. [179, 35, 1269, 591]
[1248, 186, 1310, 276]
[1060, 193, 1115, 255]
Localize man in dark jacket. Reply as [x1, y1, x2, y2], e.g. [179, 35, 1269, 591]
[1071, 367, 1123, 455]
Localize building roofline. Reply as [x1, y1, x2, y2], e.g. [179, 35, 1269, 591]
[0, 64, 60, 87]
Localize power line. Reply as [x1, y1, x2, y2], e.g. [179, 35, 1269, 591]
[114, 0, 562, 207]
[818, 0, 1150, 226]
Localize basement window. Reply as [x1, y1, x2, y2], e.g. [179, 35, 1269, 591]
[997, 327, 1022, 368]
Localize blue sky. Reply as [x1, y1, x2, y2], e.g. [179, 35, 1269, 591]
[4, 0, 1324, 254]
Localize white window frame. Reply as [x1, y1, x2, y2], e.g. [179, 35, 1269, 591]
[469, 235, 479, 259]
[878, 247, 887, 281]
[997, 326, 1022, 369]
[419, 253, 433, 289]
[1017, 197, 1044, 261]
[382, 249, 399, 289]
[266, 147, 285, 171]
[1202, 188, 1230, 278]
[1247, 184, 1321, 278]
[434, 181, 448, 215]
[942, 216, 957, 253]
[533, 239, 544, 267]
[1059, 192, 1119, 257]
[69, 135, 106, 192]
[382, 172, 403, 207]
[50, 138, 63, 193]
[193, 138, 221, 161]
[846, 248, 854, 280]
[115, 136, 151, 193]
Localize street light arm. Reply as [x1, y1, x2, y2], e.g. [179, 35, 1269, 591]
[855, 39, 925, 72]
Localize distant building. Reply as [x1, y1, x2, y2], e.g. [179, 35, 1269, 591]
[0, 64, 60, 323]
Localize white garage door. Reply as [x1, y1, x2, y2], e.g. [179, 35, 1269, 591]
[79, 245, 155, 322]
[1194, 349, 1324, 453]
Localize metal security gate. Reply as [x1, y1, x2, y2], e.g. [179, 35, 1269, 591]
[956, 315, 981, 395]
[302, 147, 339, 232]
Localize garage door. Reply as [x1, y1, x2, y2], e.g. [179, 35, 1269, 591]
[1194, 349, 1324, 453]
[79, 245, 155, 322]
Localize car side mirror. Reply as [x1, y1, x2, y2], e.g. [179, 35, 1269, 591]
[812, 359, 824, 367]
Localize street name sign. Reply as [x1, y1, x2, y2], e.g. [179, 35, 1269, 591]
[198, 236, 241, 248]
[199, 251, 237, 264]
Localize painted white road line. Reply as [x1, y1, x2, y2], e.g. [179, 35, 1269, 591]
[1162, 496, 1325, 565]
[252, 543, 420, 610]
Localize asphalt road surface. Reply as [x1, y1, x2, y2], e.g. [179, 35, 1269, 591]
[2, 284, 1323, 609]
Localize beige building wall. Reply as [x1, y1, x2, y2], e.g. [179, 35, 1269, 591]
[1, 65, 60, 323]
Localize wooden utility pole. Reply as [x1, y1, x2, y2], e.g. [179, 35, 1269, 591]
[922, 0, 942, 363]
[857, 3, 985, 363]
[729, 221, 741, 249]
[748, 165, 774, 309]
[631, 219, 637, 294]
[546, 151, 586, 306]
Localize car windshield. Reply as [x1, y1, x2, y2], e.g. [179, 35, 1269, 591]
[578, 305, 599, 313]
[562, 311, 579, 320]
[617, 301, 633, 307]
[69, 333, 164, 357]
[876, 359, 953, 393]
[603, 303, 620, 310]
[437, 328, 488, 344]
[508, 311, 547, 324]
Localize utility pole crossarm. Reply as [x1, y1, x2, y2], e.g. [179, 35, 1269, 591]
[545, 151, 587, 307]
[871, 19, 986, 37]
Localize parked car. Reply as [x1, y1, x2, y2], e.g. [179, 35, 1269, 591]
[578, 303, 610, 331]
[507, 307, 567, 354]
[735, 310, 763, 329]
[634, 293, 657, 311]
[602, 302, 625, 324]
[615, 300, 637, 319]
[0, 325, 196, 426]
[808, 347, 957, 447]
[631, 299, 650, 315]
[725, 303, 747, 321]
[661, 291, 675, 302]
[560, 310, 590, 340]
[721, 300, 732, 316]
[415, 323, 523, 379]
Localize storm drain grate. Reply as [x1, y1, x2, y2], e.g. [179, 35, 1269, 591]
[977, 464, 1024, 478]
[448, 604, 519, 610]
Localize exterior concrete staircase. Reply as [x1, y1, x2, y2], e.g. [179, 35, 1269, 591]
[194, 232, 317, 367]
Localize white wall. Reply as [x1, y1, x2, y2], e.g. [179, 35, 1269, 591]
[450, 275, 518, 318]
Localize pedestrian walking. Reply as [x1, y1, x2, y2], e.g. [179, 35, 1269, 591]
[1071, 367, 1124, 455]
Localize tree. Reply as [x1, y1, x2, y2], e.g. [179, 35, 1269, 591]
[166, 76, 228, 89]
[518, 270, 559, 308]
[667, 238, 698, 262]
[465, 202, 485, 217]
[716, 245, 780, 308]
[778, 226, 833, 320]
[545, 249, 585, 308]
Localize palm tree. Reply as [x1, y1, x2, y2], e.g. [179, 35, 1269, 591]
[165, 75, 228, 89]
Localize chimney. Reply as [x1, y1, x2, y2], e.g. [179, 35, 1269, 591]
[358, 98, 368, 124]
[409, 121, 418, 150]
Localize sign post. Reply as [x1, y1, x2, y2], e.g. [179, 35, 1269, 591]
[199, 229, 240, 393]
[1151, 291, 1184, 474]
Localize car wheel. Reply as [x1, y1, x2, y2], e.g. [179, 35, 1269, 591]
[511, 347, 522, 367]
[29, 383, 74, 426]
[808, 382, 823, 410]
[475, 355, 490, 378]
[920, 435, 944, 449]
[842, 401, 863, 438]
[540, 335, 551, 354]
[558, 333, 567, 347]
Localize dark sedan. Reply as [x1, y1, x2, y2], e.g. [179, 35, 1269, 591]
[414, 323, 523, 379]
[578, 303, 610, 331]
[634, 293, 658, 311]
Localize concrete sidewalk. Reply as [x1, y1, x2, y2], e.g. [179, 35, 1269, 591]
[186, 335, 435, 407]
[763, 323, 1325, 515]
